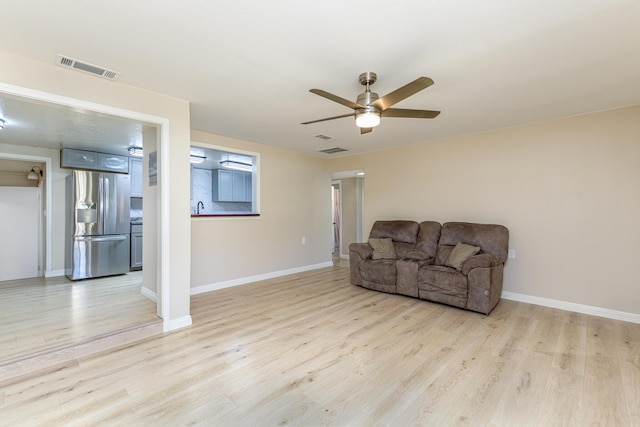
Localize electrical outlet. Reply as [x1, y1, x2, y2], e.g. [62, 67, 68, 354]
[508, 249, 516, 259]
[301, 237, 306, 245]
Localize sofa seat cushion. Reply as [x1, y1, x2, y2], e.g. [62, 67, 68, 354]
[360, 259, 397, 293]
[417, 265, 467, 308]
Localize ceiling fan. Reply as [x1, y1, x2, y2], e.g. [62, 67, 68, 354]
[301, 72, 440, 134]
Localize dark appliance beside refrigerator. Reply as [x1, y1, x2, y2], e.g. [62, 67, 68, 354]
[65, 170, 131, 280]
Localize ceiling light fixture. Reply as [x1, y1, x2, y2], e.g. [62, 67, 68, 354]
[220, 160, 252, 172]
[190, 155, 207, 164]
[27, 166, 43, 180]
[355, 108, 381, 128]
[0, 118, 5, 129]
[128, 146, 143, 157]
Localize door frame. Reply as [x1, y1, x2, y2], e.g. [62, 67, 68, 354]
[331, 180, 341, 255]
[330, 169, 365, 258]
[0, 153, 51, 276]
[0, 82, 172, 328]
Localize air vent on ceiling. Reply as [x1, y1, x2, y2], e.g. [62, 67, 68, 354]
[314, 134, 334, 141]
[319, 147, 348, 154]
[55, 54, 120, 80]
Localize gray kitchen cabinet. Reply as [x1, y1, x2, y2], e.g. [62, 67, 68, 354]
[212, 169, 251, 202]
[98, 152, 129, 173]
[129, 158, 143, 197]
[232, 170, 247, 201]
[61, 148, 129, 173]
[131, 224, 143, 270]
[61, 148, 98, 170]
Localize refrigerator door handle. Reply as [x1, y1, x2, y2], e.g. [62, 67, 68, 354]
[103, 174, 111, 234]
[98, 174, 105, 235]
[74, 235, 127, 242]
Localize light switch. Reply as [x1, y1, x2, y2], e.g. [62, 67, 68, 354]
[508, 249, 516, 259]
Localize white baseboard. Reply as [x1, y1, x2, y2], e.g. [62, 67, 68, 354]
[164, 315, 192, 332]
[140, 286, 157, 303]
[45, 269, 65, 278]
[191, 261, 334, 295]
[501, 291, 640, 324]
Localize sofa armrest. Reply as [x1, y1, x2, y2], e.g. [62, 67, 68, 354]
[349, 242, 373, 286]
[461, 253, 502, 275]
[349, 242, 373, 260]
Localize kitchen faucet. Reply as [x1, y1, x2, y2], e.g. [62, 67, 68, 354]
[197, 201, 204, 214]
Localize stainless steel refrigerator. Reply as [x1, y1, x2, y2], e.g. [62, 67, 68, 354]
[65, 170, 130, 280]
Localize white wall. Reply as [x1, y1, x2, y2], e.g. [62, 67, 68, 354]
[328, 105, 640, 316]
[190, 130, 332, 290]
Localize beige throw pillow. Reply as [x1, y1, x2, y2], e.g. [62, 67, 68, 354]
[445, 242, 480, 271]
[369, 238, 397, 260]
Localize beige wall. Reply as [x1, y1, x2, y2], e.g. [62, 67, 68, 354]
[0, 159, 41, 187]
[0, 50, 192, 325]
[190, 130, 332, 288]
[329, 105, 640, 315]
[339, 178, 358, 257]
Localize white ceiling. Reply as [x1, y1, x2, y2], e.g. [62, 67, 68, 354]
[0, 0, 639, 158]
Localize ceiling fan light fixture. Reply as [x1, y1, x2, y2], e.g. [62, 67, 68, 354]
[302, 72, 439, 134]
[355, 110, 381, 128]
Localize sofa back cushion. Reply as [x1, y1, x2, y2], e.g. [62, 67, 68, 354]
[369, 220, 419, 243]
[369, 220, 420, 259]
[415, 221, 441, 258]
[436, 222, 509, 266]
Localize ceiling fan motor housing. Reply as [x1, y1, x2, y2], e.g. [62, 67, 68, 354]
[357, 71, 380, 114]
[358, 72, 377, 86]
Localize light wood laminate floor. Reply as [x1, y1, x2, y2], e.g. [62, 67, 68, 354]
[1, 263, 639, 426]
[0, 271, 159, 363]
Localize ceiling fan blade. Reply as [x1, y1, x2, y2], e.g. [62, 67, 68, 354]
[381, 108, 441, 119]
[300, 113, 354, 125]
[372, 77, 434, 111]
[309, 89, 364, 110]
[360, 127, 373, 135]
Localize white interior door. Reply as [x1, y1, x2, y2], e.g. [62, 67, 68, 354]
[0, 186, 40, 281]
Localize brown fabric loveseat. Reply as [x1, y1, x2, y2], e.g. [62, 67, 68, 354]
[349, 220, 509, 315]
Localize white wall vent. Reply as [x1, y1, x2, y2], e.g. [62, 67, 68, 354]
[314, 134, 334, 141]
[55, 54, 121, 80]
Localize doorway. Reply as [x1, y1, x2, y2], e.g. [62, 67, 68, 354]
[330, 170, 365, 261]
[0, 155, 51, 277]
[332, 181, 341, 260]
[0, 82, 170, 367]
